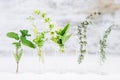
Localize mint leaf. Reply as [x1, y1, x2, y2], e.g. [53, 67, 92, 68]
[7, 32, 19, 40]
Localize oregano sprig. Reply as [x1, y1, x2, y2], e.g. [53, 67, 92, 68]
[27, 10, 54, 62]
[27, 9, 54, 31]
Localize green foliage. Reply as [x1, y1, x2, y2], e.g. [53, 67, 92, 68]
[32, 31, 47, 62]
[51, 24, 71, 52]
[6, 29, 35, 63]
[60, 24, 70, 36]
[99, 25, 113, 63]
[7, 29, 36, 73]
[28, 10, 71, 62]
[33, 32, 46, 48]
[19, 30, 36, 48]
[20, 30, 31, 37]
[62, 34, 71, 44]
[21, 37, 36, 48]
[7, 32, 19, 40]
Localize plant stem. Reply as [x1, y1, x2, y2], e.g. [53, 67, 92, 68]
[38, 47, 44, 63]
[16, 62, 19, 73]
[16, 47, 19, 73]
[59, 45, 64, 53]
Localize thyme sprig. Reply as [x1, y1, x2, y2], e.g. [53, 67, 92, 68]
[99, 25, 114, 63]
[77, 12, 101, 64]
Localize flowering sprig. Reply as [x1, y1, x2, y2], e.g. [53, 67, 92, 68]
[27, 9, 54, 62]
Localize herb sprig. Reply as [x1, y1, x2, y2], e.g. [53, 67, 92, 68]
[99, 25, 113, 63]
[77, 12, 101, 63]
[7, 29, 36, 73]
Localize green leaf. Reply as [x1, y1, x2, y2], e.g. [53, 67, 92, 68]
[21, 37, 36, 48]
[44, 18, 50, 23]
[33, 10, 41, 15]
[60, 24, 70, 36]
[62, 34, 71, 44]
[55, 29, 62, 35]
[33, 33, 45, 47]
[33, 39, 45, 47]
[49, 23, 54, 29]
[7, 32, 19, 40]
[41, 13, 46, 18]
[51, 37, 58, 43]
[20, 30, 31, 37]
